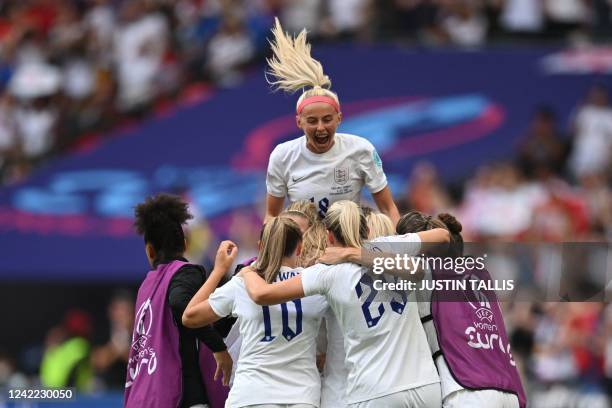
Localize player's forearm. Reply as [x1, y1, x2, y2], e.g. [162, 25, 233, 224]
[185, 267, 226, 316]
[182, 300, 221, 328]
[384, 205, 401, 226]
[243, 269, 283, 305]
[265, 193, 285, 221]
[243, 267, 304, 305]
[372, 186, 400, 225]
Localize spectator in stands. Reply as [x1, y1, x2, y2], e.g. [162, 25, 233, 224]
[544, 0, 590, 40]
[441, 0, 488, 47]
[40, 309, 94, 392]
[517, 106, 570, 180]
[206, 11, 255, 87]
[321, 0, 369, 39]
[460, 163, 546, 239]
[113, 0, 169, 114]
[8, 62, 62, 163]
[568, 84, 612, 180]
[373, 0, 441, 42]
[532, 303, 579, 384]
[0, 351, 28, 389]
[404, 161, 451, 215]
[280, 0, 323, 37]
[499, 0, 545, 39]
[91, 290, 134, 390]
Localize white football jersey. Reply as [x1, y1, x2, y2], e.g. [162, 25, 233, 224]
[320, 311, 348, 408]
[318, 234, 425, 408]
[370, 233, 464, 400]
[301, 249, 440, 405]
[208, 267, 328, 407]
[266, 133, 387, 217]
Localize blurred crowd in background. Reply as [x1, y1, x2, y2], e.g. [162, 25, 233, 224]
[1, 0, 612, 185]
[0, 0, 611, 407]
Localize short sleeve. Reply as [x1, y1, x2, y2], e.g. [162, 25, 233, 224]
[301, 264, 334, 297]
[368, 233, 422, 256]
[266, 146, 288, 198]
[359, 141, 387, 194]
[208, 277, 238, 318]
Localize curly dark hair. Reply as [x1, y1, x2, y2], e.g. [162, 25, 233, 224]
[134, 193, 192, 263]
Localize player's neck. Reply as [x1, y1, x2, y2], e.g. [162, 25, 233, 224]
[281, 256, 298, 269]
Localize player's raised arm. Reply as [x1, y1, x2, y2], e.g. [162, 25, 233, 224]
[372, 186, 400, 225]
[265, 193, 285, 222]
[182, 240, 238, 328]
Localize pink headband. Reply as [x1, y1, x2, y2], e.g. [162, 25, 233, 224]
[296, 95, 340, 114]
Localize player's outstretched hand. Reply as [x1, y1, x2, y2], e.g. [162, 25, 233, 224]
[213, 350, 233, 386]
[214, 240, 238, 272]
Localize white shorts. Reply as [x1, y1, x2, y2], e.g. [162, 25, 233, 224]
[348, 383, 442, 408]
[443, 389, 520, 408]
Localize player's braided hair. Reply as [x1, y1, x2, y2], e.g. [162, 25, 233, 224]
[266, 17, 340, 112]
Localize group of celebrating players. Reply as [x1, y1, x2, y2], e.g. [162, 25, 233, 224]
[124, 19, 527, 408]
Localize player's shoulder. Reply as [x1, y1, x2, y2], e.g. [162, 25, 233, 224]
[271, 136, 305, 155]
[336, 133, 375, 150]
[225, 275, 245, 291]
[317, 261, 361, 275]
[371, 233, 420, 244]
[302, 262, 329, 274]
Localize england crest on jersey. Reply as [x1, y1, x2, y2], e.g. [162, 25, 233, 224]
[334, 167, 349, 185]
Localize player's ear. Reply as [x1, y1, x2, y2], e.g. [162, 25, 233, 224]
[295, 241, 302, 257]
[145, 243, 156, 267]
[295, 114, 302, 129]
[337, 111, 342, 124]
[326, 230, 336, 246]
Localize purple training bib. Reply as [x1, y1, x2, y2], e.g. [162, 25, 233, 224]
[125, 260, 229, 408]
[431, 267, 527, 408]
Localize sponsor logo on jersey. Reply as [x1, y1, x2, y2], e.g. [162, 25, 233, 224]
[372, 150, 383, 168]
[292, 175, 307, 183]
[334, 167, 349, 185]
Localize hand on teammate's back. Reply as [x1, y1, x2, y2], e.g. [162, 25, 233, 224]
[212, 350, 233, 386]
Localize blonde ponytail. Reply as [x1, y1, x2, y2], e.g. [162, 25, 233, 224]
[255, 217, 302, 283]
[266, 17, 340, 110]
[324, 201, 368, 248]
[366, 212, 395, 239]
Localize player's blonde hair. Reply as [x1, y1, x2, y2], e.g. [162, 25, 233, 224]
[266, 17, 340, 112]
[255, 217, 302, 283]
[366, 212, 394, 239]
[285, 201, 327, 267]
[324, 201, 368, 248]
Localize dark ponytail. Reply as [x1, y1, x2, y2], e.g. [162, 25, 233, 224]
[436, 213, 464, 257]
[134, 193, 192, 264]
[397, 210, 464, 257]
